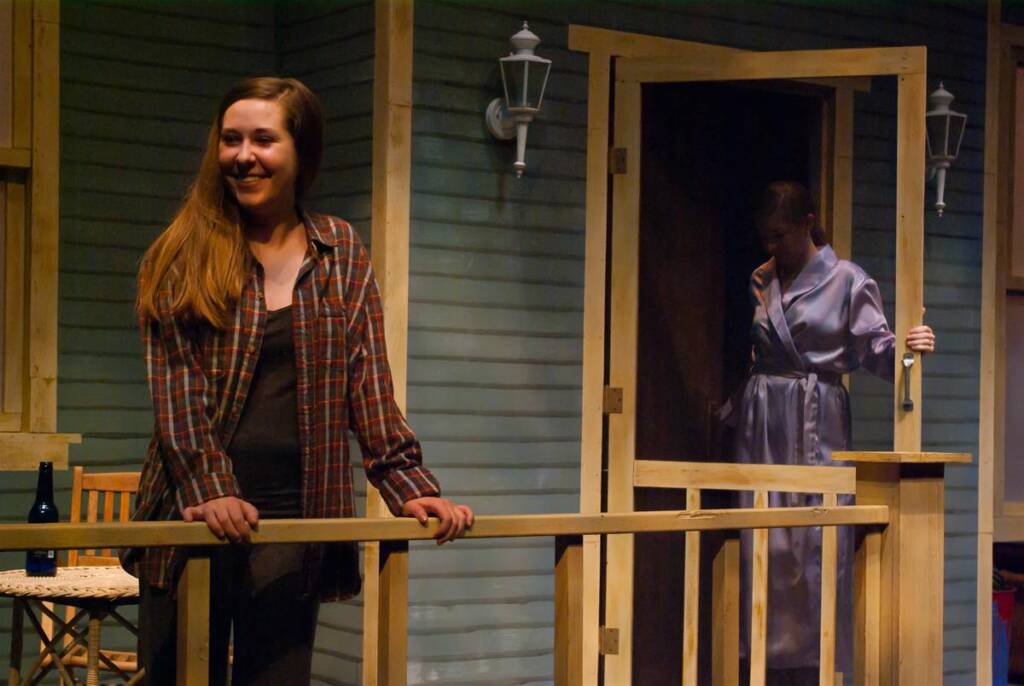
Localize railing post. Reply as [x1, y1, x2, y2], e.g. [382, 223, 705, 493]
[555, 534, 583, 686]
[176, 552, 211, 686]
[378, 539, 409, 686]
[710, 532, 740, 686]
[843, 452, 971, 686]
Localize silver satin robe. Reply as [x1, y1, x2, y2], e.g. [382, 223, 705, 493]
[733, 245, 895, 671]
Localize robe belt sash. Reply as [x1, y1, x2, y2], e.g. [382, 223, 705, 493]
[750, 365, 843, 465]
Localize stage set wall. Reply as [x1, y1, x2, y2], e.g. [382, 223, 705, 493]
[0, 1, 986, 685]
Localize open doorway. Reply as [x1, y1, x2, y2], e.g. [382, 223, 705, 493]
[631, 80, 828, 684]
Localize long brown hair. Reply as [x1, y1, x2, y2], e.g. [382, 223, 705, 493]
[755, 180, 828, 247]
[136, 77, 324, 328]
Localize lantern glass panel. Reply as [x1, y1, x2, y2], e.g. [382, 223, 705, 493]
[501, 58, 550, 111]
[947, 112, 967, 159]
[926, 114, 951, 159]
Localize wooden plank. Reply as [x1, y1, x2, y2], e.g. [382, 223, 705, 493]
[27, 2, 60, 433]
[0, 507, 892, 551]
[120, 492, 131, 522]
[565, 25, 872, 92]
[855, 463, 898, 685]
[604, 75, 642, 686]
[616, 47, 926, 84]
[554, 535, 583, 686]
[682, 489, 700, 686]
[176, 555, 211, 686]
[0, 431, 81, 470]
[833, 451, 971, 464]
[4, 176, 24, 417]
[854, 527, 882, 686]
[378, 539, 408, 686]
[749, 490, 768, 686]
[832, 85, 854, 261]
[819, 493, 838, 686]
[979, 4, 1004, 678]
[68, 466, 82, 567]
[579, 49, 610, 686]
[0, 147, 29, 167]
[365, 0, 414, 678]
[818, 94, 834, 248]
[895, 465, 946, 686]
[11, 0, 29, 149]
[994, 515, 1024, 541]
[711, 535, 739, 686]
[634, 460, 856, 494]
[893, 71, 927, 454]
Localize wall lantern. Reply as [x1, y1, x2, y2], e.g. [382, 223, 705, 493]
[484, 21, 551, 177]
[925, 82, 967, 217]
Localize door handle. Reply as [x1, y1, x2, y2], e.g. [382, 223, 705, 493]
[901, 352, 915, 411]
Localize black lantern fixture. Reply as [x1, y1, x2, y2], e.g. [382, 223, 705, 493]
[485, 22, 552, 177]
[925, 82, 967, 217]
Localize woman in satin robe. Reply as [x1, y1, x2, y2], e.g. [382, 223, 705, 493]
[733, 181, 935, 685]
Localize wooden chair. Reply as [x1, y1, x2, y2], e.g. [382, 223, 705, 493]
[1, 466, 143, 685]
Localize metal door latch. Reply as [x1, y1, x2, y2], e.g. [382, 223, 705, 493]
[901, 352, 915, 411]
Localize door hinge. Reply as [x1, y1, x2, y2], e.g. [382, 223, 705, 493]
[600, 626, 620, 655]
[603, 386, 623, 414]
[609, 147, 627, 175]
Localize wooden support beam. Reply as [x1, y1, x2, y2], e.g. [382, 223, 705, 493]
[711, 535, 740, 686]
[555, 535, 583, 686]
[749, 490, 769, 686]
[604, 75, 642, 686]
[849, 456, 951, 686]
[176, 555, 210, 686]
[819, 493, 838, 686]
[365, 0, 415, 680]
[854, 526, 882, 686]
[579, 49, 611, 686]
[378, 539, 409, 686]
[893, 71, 928, 453]
[27, 1, 60, 434]
[682, 489, 701, 686]
[617, 47, 925, 84]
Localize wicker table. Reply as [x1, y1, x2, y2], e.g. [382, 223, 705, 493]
[0, 566, 142, 686]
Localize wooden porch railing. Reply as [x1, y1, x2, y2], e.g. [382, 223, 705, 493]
[0, 452, 967, 686]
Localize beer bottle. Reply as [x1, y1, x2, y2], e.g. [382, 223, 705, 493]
[25, 461, 58, 576]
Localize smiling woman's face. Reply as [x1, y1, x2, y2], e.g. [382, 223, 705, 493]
[218, 98, 299, 221]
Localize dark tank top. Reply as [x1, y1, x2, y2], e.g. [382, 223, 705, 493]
[227, 305, 302, 518]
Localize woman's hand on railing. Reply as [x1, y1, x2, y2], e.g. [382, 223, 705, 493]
[401, 497, 474, 544]
[181, 496, 260, 543]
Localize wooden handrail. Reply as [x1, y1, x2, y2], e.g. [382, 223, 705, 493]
[0, 506, 890, 552]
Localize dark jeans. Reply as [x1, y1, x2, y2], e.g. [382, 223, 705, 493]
[140, 543, 320, 686]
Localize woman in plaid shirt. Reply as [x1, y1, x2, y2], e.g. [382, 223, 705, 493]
[125, 77, 473, 685]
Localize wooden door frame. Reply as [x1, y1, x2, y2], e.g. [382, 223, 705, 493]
[571, 26, 927, 684]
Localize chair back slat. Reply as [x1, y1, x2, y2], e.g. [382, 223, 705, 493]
[69, 468, 141, 566]
[682, 488, 701, 686]
[119, 492, 131, 522]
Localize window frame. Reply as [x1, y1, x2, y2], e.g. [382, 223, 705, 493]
[0, 1, 80, 470]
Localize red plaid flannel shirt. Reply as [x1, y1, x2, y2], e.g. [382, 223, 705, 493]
[120, 212, 440, 599]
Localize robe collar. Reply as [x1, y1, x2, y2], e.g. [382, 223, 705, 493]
[763, 245, 839, 309]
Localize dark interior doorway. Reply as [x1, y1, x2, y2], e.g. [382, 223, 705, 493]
[630, 80, 827, 685]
